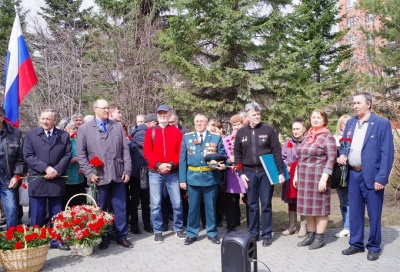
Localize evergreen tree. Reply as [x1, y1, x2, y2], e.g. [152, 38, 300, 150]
[358, 0, 400, 106]
[261, 0, 352, 134]
[158, 0, 290, 121]
[0, 0, 23, 71]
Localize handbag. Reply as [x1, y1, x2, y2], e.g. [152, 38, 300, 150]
[331, 163, 347, 189]
[140, 166, 149, 189]
[19, 179, 29, 207]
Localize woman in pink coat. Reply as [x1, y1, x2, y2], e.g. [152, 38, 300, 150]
[223, 114, 247, 232]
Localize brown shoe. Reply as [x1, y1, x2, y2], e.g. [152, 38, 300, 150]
[117, 238, 134, 248]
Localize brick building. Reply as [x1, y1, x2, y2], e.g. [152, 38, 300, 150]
[338, 0, 382, 75]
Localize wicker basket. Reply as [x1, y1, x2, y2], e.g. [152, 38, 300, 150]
[0, 243, 49, 272]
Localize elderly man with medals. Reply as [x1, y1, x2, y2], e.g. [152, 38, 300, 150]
[179, 113, 227, 245]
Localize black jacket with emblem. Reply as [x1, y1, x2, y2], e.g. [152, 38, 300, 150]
[1, 121, 26, 186]
[234, 122, 284, 176]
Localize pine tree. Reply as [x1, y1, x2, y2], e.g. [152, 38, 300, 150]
[0, 0, 23, 72]
[260, 0, 352, 134]
[158, 0, 290, 121]
[358, 0, 400, 103]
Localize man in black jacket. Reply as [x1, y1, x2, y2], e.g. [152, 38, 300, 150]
[0, 107, 25, 230]
[234, 102, 285, 247]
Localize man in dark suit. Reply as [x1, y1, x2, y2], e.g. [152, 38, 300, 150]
[339, 92, 394, 261]
[23, 109, 72, 227]
[179, 113, 226, 245]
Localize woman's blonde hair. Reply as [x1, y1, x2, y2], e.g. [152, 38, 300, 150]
[335, 114, 351, 137]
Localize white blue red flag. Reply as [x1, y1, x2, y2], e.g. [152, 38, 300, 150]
[3, 14, 38, 127]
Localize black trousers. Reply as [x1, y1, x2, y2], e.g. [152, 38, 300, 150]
[225, 192, 240, 230]
[126, 176, 151, 229]
[64, 182, 86, 208]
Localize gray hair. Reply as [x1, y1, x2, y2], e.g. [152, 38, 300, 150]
[353, 92, 373, 108]
[71, 113, 84, 119]
[57, 118, 70, 130]
[244, 102, 262, 114]
[93, 99, 108, 109]
[83, 115, 94, 123]
[42, 108, 57, 120]
[64, 122, 76, 131]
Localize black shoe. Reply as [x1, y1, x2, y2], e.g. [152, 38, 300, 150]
[117, 238, 134, 248]
[144, 226, 153, 233]
[130, 227, 142, 234]
[184, 237, 197, 245]
[162, 222, 169, 231]
[99, 239, 110, 250]
[342, 246, 365, 255]
[367, 250, 379, 261]
[308, 233, 325, 250]
[297, 232, 315, 247]
[208, 236, 221, 244]
[262, 238, 272, 247]
[58, 244, 71, 251]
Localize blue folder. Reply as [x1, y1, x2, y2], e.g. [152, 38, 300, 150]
[259, 154, 290, 185]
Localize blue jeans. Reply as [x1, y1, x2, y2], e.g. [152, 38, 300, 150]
[0, 182, 17, 230]
[244, 170, 274, 239]
[149, 171, 183, 233]
[336, 186, 350, 230]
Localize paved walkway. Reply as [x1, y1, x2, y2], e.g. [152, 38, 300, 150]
[39, 225, 400, 272]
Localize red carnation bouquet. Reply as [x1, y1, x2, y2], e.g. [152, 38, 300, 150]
[89, 156, 104, 201]
[0, 225, 54, 251]
[52, 205, 114, 248]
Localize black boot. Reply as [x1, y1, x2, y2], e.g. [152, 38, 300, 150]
[297, 232, 315, 247]
[308, 233, 325, 250]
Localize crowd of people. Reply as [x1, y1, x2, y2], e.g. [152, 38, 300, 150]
[0, 92, 394, 261]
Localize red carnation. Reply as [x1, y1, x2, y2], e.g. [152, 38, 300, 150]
[89, 156, 104, 168]
[16, 175, 22, 182]
[21, 183, 27, 189]
[183, 194, 188, 200]
[16, 225, 25, 233]
[346, 138, 352, 142]
[40, 232, 47, 240]
[287, 141, 294, 148]
[237, 163, 243, 170]
[91, 214, 97, 220]
[24, 234, 33, 242]
[14, 241, 24, 250]
[339, 138, 345, 142]
[5, 232, 13, 240]
[70, 132, 77, 139]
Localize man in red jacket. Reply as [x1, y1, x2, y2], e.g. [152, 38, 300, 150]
[143, 105, 184, 244]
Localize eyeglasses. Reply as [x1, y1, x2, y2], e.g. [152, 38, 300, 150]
[169, 121, 176, 124]
[96, 107, 110, 110]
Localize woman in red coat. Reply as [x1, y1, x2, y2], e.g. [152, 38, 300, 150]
[281, 118, 307, 237]
[293, 109, 337, 250]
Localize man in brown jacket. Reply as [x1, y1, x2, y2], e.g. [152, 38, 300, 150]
[77, 99, 132, 249]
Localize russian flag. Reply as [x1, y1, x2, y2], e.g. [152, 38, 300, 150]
[3, 14, 38, 127]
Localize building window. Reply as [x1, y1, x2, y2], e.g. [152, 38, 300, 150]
[365, 13, 374, 25]
[348, 35, 358, 47]
[347, 16, 357, 28]
[347, 0, 356, 9]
